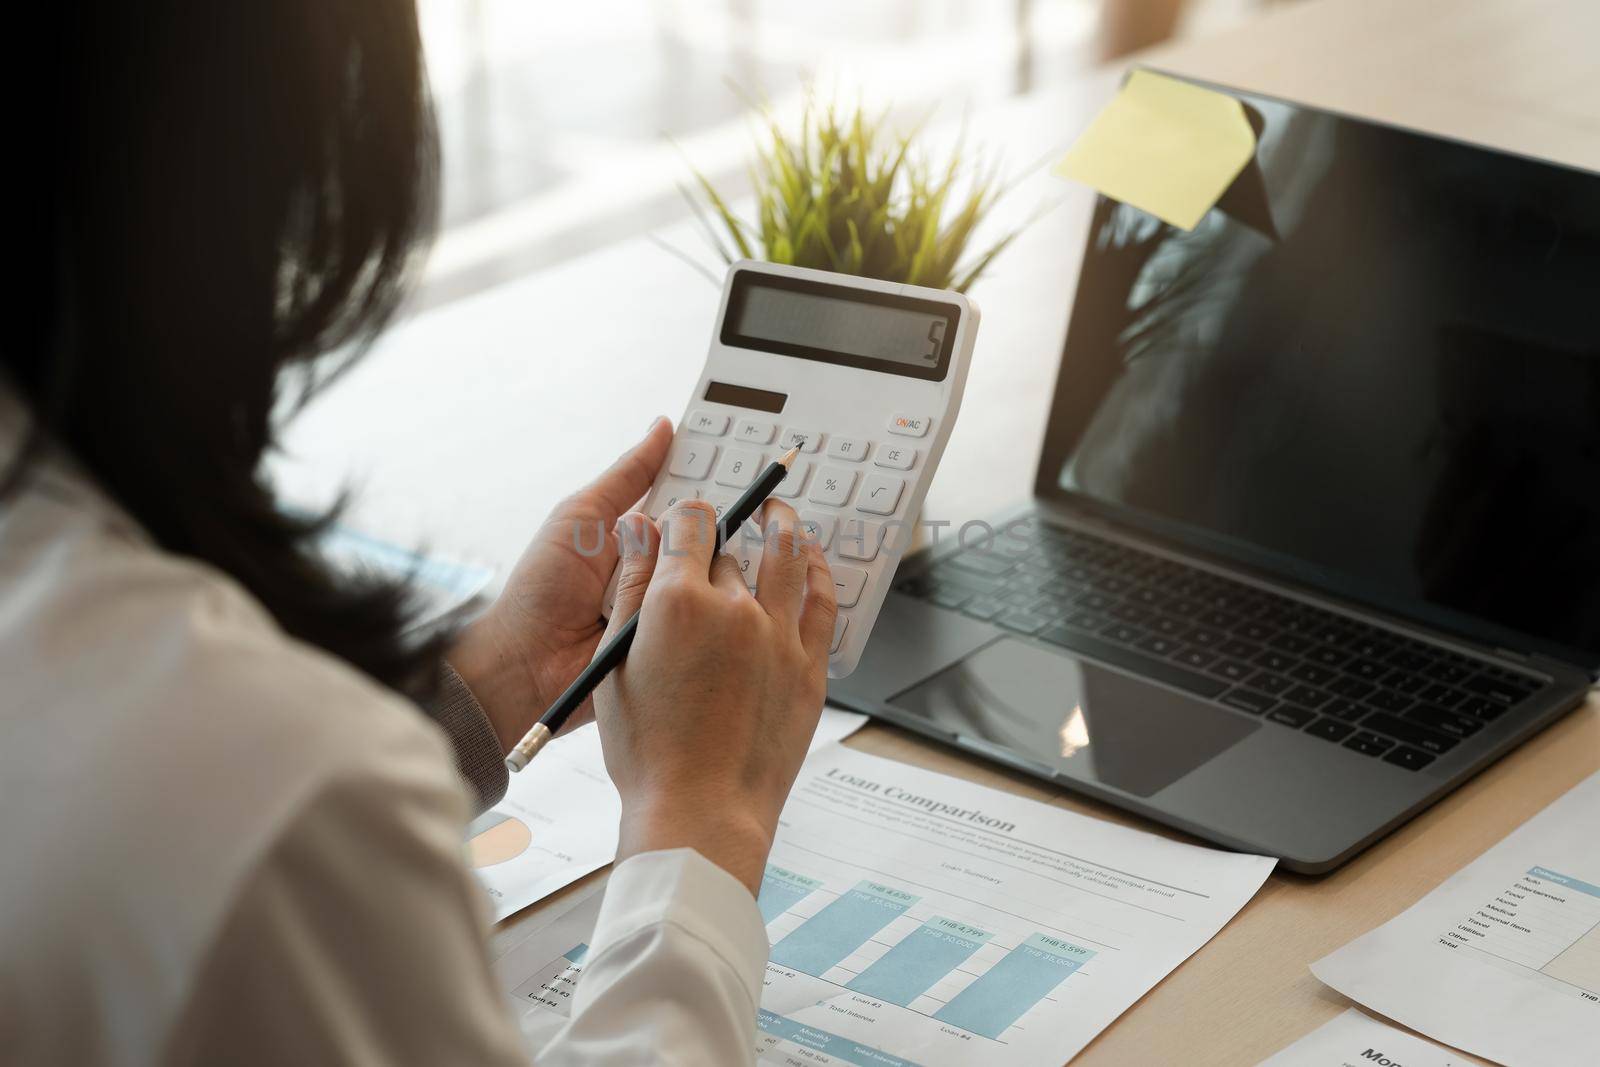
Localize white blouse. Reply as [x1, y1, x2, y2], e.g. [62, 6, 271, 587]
[0, 392, 769, 1066]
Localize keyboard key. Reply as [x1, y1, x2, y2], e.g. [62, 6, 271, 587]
[1289, 663, 1337, 686]
[1388, 649, 1431, 672]
[1255, 650, 1297, 672]
[1270, 633, 1314, 654]
[667, 441, 717, 480]
[961, 597, 1006, 622]
[1308, 646, 1351, 667]
[1100, 622, 1145, 645]
[796, 512, 837, 550]
[1184, 627, 1225, 648]
[1462, 674, 1525, 705]
[887, 413, 931, 437]
[1346, 659, 1388, 680]
[1236, 621, 1275, 642]
[832, 565, 869, 608]
[1322, 699, 1366, 722]
[1306, 718, 1357, 742]
[948, 552, 1013, 578]
[1217, 638, 1262, 659]
[1329, 676, 1375, 699]
[1343, 731, 1396, 757]
[772, 461, 810, 499]
[930, 587, 970, 610]
[734, 418, 776, 444]
[647, 483, 701, 518]
[1136, 635, 1182, 657]
[1383, 746, 1436, 771]
[825, 436, 870, 462]
[998, 610, 1049, 635]
[1382, 670, 1427, 694]
[874, 444, 917, 470]
[1405, 704, 1484, 739]
[1210, 658, 1255, 682]
[1221, 690, 1276, 715]
[781, 428, 824, 453]
[1424, 661, 1470, 684]
[686, 410, 730, 436]
[1268, 705, 1317, 728]
[1151, 616, 1186, 635]
[807, 467, 857, 506]
[1283, 685, 1331, 709]
[1359, 711, 1459, 754]
[1249, 671, 1294, 696]
[1037, 627, 1229, 698]
[855, 473, 905, 515]
[713, 448, 765, 489]
[1458, 696, 1507, 721]
[836, 519, 887, 562]
[1176, 648, 1218, 669]
[1367, 689, 1414, 713]
[830, 615, 848, 654]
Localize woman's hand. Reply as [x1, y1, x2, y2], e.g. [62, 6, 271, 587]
[446, 418, 674, 753]
[595, 499, 837, 895]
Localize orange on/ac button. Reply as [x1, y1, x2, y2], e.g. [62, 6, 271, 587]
[887, 413, 931, 438]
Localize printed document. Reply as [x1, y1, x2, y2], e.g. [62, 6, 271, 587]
[1313, 770, 1600, 1067]
[1256, 1009, 1465, 1067]
[470, 708, 867, 921]
[496, 743, 1274, 1065]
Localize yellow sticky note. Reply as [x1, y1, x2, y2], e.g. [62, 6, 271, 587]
[1054, 69, 1257, 231]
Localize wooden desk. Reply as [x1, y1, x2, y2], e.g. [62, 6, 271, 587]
[279, 0, 1600, 1061]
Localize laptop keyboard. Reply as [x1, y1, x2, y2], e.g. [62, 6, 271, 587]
[894, 518, 1547, 772]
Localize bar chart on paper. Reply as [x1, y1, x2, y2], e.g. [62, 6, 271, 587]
[494, 744, 1274, 1067]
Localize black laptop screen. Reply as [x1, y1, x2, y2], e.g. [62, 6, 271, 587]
[1038, 77, 1600, 667]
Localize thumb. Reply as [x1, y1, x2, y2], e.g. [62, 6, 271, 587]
[604, 512, 660, 641]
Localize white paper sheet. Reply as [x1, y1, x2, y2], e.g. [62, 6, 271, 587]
[470, 707, 868, 921]
[496, 742, 1275, 1065]
[1312, 770, 1600, 1067]
[1257, 1009, 1467, 1066]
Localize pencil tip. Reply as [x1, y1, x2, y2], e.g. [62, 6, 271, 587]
[779, 446, 800, 468]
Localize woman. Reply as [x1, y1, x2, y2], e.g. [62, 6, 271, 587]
[4, 5, 835, 1064]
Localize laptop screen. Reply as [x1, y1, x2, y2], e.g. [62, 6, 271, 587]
[1036, 76, 1600, 669]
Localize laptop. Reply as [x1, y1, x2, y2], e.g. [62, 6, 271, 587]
[829, 73, 1600, 874]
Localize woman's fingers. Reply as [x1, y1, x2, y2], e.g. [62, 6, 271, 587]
[651, 500, 720, 588]
[709, 552, 749, 597]
[754, 501, 809, 624]
[602, 513, 659, 639]
[796, 539, 839, 669]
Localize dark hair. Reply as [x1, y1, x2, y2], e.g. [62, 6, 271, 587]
[8, 4, 444, 694]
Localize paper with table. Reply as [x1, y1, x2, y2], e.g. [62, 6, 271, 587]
[1053, 68, 1258, 231]
[1313, 769, 1600, 1067]
[469, 708, 868, 921]
[1256, 1009, 1466, 1067]
[496, 743, 1275, 1065]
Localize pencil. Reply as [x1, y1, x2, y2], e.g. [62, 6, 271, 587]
[505, 445, 803, 771]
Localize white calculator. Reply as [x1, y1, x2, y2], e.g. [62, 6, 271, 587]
[613, 260, 978, 677]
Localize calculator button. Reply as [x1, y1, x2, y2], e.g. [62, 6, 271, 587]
[667, 441, 716, 480]
[887, 414, 930, 438]
[772, 461, 810, 499]
[780, 428, 824, 453]
[856, 474, 904, 516]
[807, 467, 858, 507]
[728, 540, 761, 588]
[826, 436, 870, 462]
[830, 615, 848, 655]
[687, 410, 730, 436]
[648, 484, 700, 519]
[797, 512, 837, 550]
[832, 565, 869, 608]
[874, 444, 917, 471]
[836, 519, 886, 562]
[734, 419, 776, 445]
[713, 448, 764, 489]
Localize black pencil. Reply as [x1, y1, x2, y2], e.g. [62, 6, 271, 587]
[505, 444, 802, 771]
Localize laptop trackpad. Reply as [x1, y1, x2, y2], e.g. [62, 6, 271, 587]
[889, 638, 1259, 797]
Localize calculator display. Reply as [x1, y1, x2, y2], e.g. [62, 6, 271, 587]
[721, 271, 959, 381]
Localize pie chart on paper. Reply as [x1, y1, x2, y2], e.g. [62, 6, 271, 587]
[466, 810, 534, 869]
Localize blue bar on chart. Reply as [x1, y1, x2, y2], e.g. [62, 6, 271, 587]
[562, 943, 589, 965]
[769, 879, 920, 976]
[757, 865, 826, 924]
[846, 916, 993, 1006]
[934, 932, 1095, 1040]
